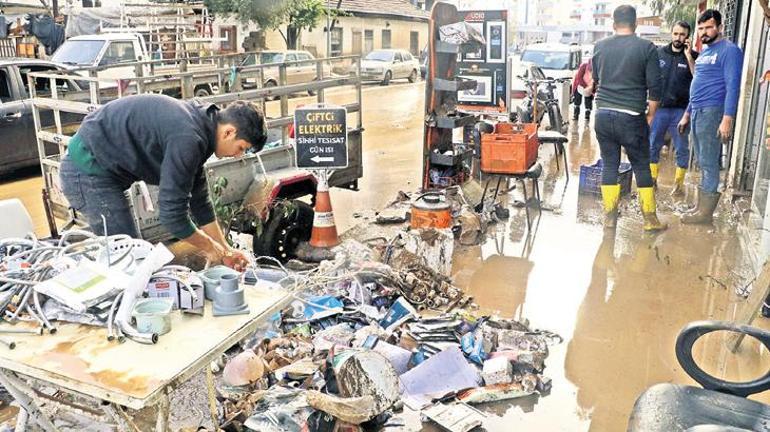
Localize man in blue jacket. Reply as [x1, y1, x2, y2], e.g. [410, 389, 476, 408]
[649, 21, 697, 196]
[59, 94, 267, 269]
[677, 9, 744, 224]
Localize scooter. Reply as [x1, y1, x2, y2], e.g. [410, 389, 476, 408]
[511, 77, 570, 135]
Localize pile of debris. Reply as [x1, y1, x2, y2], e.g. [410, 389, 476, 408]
[213, 236, 561, 431]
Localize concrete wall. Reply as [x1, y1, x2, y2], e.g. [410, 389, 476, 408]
[216, 15, 428, 58]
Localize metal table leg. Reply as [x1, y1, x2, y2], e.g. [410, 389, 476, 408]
[155, 392, 170, 432]
[0, 370, 58, 432]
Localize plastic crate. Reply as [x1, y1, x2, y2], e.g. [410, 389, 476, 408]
[480, 122, 538, 175]
[578, 159, 634, 196]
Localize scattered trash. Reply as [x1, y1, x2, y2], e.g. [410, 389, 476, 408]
[399, 347, 481, 409]
[457, 381, 535, 404]
[481, 356, 514, 385]
[380, 297, 419, 333]
[421, 402, 486, 432]
[306, 391, 379, 425]
[223, 349, 266, 387]
[313, 324, 355, 352]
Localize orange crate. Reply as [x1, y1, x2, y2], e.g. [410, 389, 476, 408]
[480, 122, 538, 174]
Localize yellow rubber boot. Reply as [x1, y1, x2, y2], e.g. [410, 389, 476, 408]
[601, 184, 621, 230]
[638, 187, 668, 232]
[649, 163, 659, 187]
[671, 167, 686, 198]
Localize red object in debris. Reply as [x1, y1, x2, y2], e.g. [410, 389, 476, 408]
[480, 122, 539, 175]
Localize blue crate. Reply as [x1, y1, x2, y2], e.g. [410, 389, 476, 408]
[578, 159, 634, 196]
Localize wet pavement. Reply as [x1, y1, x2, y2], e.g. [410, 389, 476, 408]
[2, 81, 770, 431]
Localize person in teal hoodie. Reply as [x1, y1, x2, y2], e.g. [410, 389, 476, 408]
[677, 9, 744, 224]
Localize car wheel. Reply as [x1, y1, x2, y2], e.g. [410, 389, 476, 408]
[194, 86, 211, 98]
[408, 69, 418, 83]
[381, 71, 392, 86]
[253, 200, 314, 262]
[264, 80, 279, 101]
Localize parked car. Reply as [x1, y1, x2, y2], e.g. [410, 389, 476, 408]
[0, 58, 84, 175]
[358, 49, 420, 85]
[520, 43, 582, 80]
[241, 50, 327, 96]
[51, 33, 216, 97]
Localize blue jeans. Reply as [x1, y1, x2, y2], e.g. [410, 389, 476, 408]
[594, 110, 654, 188]
[59, 156, 139, 237]
[649, 107, 690, 168]
[690, 106, 724, 193]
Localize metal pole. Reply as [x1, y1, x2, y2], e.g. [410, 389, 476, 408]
[326, 0, 331, 58]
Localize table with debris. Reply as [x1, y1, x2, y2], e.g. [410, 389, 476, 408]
[0, 284, 290, 431]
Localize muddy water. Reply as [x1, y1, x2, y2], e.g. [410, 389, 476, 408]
[3, 83, 770, 431]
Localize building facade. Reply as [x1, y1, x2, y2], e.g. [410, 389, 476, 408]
[215, 0, 428, 58]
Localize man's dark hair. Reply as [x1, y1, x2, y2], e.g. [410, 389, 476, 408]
[613, 5, 637, 28]
[217, 101, 268, 152]
[673, 20, 691, 36]
[697, 9, 722, 26]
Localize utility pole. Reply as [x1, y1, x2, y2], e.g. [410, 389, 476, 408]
[326, 0, 331, 58]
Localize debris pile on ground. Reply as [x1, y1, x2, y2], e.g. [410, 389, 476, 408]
[212, 235, 561, 431]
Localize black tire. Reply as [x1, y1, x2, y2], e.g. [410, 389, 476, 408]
[381, 71, 392, 86]
[194, 86, 211, 98]
[253, 200, 314, 262]
[547, 104, 563, 133]
[408, 69, 418, 83]
[264, 80, 279, 101]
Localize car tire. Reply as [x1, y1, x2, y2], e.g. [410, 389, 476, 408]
[408, 69, 418, 83]
[253, 200, 314, 262]
[194, 86, 211, 98]
[264, 80, 279, 101]
[381, 71, 392, 86]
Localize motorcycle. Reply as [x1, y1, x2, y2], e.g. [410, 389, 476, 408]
[510, 76, 570, 135]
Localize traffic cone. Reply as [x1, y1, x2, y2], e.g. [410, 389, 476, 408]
[309, 181, 339, 248]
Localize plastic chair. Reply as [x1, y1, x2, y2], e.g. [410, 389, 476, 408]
[0, 199, 34, 239]
[628, 321, 770, 432]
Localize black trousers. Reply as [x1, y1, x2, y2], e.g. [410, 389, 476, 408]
[573, 92, 594, 118]
[594, 110, 654, 188]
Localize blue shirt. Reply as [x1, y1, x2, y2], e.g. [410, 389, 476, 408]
[688, 39, 744, 117]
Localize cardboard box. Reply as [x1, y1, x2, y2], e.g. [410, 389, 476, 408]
[147, 277, 204, 311]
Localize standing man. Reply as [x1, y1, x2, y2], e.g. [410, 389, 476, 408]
[60, 94, 268, 269]
[571, 58, 594, 124]
[592, 5, 666, 232]
[649, 21, 698, 196]
[678, 9, 744, 224]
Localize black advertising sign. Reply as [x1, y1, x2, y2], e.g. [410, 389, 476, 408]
[457, 9, 509, 113]
[294, 105, 348, 169]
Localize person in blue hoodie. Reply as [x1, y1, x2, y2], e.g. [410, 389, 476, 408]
[677, 9, 744, 224]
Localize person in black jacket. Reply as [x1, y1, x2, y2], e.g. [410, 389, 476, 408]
[648, 21, 698, 196]
[59, 94, 267, 270]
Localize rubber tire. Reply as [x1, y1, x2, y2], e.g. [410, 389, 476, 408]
[548, 104, 563, 133]
[381, 71, 392, 86]
[194, 86, 211, 98]
[253, 200, 314, 262]
[264, 80, 279, 101]
[408, 69, 418, 83]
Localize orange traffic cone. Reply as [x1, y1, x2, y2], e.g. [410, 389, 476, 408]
[309, 181, 339, 248]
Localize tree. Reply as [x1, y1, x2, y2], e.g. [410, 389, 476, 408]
[205, 0, 343, 50]
[644, 0, 698, 29]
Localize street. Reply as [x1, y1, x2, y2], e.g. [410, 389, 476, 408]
[1, 80, 769, 431]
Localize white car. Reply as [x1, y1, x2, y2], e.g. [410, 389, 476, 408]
[358, 49, 420, 85]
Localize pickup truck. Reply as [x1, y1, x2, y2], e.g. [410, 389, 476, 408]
[0, 58, 84, 175]
[50, 33, 217, 97]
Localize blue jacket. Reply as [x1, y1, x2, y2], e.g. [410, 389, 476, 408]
[688, 39, 744, 117]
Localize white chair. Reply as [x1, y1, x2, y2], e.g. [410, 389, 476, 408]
[0, 199, 34, 239]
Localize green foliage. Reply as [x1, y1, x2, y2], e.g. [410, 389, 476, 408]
[211, 176, 263, 243]
[644, 0, 698, 29]
[205, 0, 346, 49]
